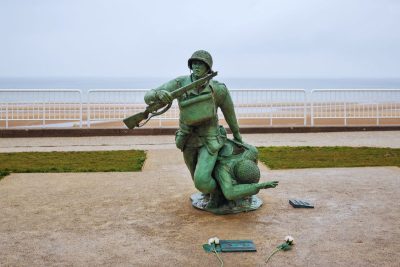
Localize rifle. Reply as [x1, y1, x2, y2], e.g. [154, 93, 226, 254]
[123, 71, 218, 129]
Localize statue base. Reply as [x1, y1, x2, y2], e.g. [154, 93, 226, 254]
[190, 192, 263, 215]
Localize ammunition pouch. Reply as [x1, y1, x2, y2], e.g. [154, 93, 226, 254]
[175, 130, 189, 151]
[178, 92, 216, 126]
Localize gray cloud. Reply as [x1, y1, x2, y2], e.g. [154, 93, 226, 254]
[0, 0, 399, 78]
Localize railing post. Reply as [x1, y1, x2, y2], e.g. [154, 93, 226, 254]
[87, 91, 91, 128]
[376, 103, 380, 126]
[5, 103, 8, 129]
[310, 90, 314, 126]
[303, 90, 307, 126]
[42, 101, 46, 128]
[344, 102, 347, 126]
[269, 110, 272, 126]
[79, 91, 83, 128]
[269, 96, 273, 126]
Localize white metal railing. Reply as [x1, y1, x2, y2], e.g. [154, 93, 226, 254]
[87, 89, 149, 127]
[0, 89, 82, 128]
[311, 89, 400, 126]
[229, 89, 307, 126]
[86, 89, 308, 127]
[1, 88, 399, 128]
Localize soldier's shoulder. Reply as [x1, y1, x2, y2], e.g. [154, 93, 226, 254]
[211, 80, 228, 96]
[211, 79, 228, 89]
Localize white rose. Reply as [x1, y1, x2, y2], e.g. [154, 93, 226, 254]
[214, 237, 220, 245]
[285, 235, 294, 244]
[208, 238, 215, 245]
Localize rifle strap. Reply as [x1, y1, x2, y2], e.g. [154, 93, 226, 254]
[138, 102, 172, 127]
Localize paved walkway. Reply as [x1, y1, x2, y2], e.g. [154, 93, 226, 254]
[1, 131, 399, 266]
[1, 151, 399, 266]
[1, 131, 399, 152]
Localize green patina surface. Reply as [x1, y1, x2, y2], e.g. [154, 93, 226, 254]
[0, 150, 146, 176]
[130, 50, 258, 213]
[258, 146, 400, 169]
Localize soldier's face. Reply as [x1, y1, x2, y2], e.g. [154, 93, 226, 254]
[191, 60, 208, 78]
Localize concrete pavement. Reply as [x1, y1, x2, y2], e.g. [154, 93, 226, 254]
[1, 131, 400, 266]
[1, 149, 399, 266]
[0, 131, 399, 152]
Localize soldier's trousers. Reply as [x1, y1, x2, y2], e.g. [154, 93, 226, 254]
[183, 145, 218, 194]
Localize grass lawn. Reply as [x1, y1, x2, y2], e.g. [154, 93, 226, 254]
[0, 150, 146, 179]
[258, 146, 400, 169]
[0, 170, 10, 180]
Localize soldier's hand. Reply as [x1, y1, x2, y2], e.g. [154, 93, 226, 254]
[267, 181, 279, 188]
[156, 90, 173, 104]
[258, 181, 279, 189]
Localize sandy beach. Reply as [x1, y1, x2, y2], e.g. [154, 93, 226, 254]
[1, 117, 399, 129]
[1, 102, 399, 128]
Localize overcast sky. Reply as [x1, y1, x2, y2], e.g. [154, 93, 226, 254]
[1, 0, 399, 78]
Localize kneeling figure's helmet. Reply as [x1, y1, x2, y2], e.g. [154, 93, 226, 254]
[234, 159, 261, 184]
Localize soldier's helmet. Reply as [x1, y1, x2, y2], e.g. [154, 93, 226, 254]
[233, 159, 261, 184]
[188, 50, 213, 72]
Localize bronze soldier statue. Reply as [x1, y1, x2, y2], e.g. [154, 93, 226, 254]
[124, 50, 278, 213]
[144, 50, 242, 206]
